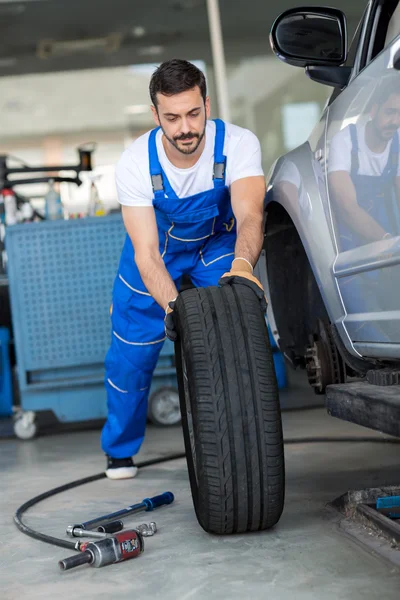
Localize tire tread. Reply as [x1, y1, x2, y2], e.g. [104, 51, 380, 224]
[175, 284, 284, 534]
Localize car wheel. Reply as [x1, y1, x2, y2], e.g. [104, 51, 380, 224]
[174, 284, 285, 534]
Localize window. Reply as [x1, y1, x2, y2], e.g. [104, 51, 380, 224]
[359, 0, 399, 70]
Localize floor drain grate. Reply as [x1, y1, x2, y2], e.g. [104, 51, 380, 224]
[331, 485, 400, 548]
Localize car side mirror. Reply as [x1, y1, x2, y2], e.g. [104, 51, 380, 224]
[270, 6, 347, 68]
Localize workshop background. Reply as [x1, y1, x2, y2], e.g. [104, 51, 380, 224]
[0, 0, 364, 207]
[0, 0, 365, 433]
[2, 1, 400, 599]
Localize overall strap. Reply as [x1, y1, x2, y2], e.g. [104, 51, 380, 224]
[213, 119, 227, 189]
[148, 127, 166, 200]
[386, 130, 399, 177]
[349, 124, 359, 176]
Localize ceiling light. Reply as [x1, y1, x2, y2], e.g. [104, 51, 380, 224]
[124, 105, 150, 115]
[132, 26, 146, 38]
[37, 34, 122, 59]
[0, 57, 17, 67]
[137, 45, 164, 56]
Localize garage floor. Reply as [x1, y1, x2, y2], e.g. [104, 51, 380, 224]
[2, 381, 400, 599]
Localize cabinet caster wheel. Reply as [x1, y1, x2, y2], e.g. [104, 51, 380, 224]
[148, 387, 181, 426]
[14, 411, 37, 440]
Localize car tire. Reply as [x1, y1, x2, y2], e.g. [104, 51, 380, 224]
[174, 284, 285, 534]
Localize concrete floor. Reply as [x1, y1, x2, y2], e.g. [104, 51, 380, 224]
[2, 389, 400, 599]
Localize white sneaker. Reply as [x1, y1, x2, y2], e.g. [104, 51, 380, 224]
[105, 456, 138, 480]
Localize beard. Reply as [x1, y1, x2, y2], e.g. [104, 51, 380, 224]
[381, 127, 398, 139]
[161, 121, 206, 155]
[370, 118, 398, 141]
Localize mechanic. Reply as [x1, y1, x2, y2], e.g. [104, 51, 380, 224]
[328, 76, 400, 252]
[101, 59, 266, 479]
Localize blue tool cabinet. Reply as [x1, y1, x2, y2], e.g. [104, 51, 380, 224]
[5, 213, 285, 433]
[5, 214, 176, 427]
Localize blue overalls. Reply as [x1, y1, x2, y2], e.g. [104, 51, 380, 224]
[101, 119, 237, 458]
[337, 124, 400, 340]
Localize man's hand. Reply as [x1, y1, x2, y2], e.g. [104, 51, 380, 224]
[164, 298, 178, 341]
[219, 257, 267, 312]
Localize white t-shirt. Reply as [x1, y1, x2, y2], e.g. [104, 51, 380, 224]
[115, 120, 264, 207]
[328, 122, 400, 176]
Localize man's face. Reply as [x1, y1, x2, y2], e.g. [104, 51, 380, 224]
[151, 86, 210, 155]
[371, 93, 400, 140]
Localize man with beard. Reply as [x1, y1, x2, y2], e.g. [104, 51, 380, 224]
[102, 59, 266, 479]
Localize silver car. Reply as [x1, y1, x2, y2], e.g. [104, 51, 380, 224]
[264, 1, 400, 436]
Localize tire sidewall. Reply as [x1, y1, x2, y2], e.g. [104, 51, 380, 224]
[175, 334, 207, 528]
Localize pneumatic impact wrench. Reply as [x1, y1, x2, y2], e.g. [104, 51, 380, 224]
[59, 529, 144, 571]
[60, 491, 173, 570]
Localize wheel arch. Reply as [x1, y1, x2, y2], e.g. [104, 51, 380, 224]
[263, 201, 329, 366]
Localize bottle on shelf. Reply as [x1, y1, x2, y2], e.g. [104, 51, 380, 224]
[45, 179, 63, 220]
[87, 175, 105, 217]
[2, 188, 18, 226]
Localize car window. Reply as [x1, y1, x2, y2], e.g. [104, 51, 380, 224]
[385, 0, 400, 44]
[326, 27, 400, 256]
[346, 15, 366, 68]
[360, 0, 399, 69]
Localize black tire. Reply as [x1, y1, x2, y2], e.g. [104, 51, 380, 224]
[174, 283, 285, 535]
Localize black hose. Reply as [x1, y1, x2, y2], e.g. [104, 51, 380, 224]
[13, 452, 186, 551]
[14, 437, 400, 551]
[284, 436, 400, 444]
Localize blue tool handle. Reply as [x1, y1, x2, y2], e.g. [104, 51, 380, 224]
[376, 496, 400, 518]
[143, 492, 174, 511]
[377, 496, 400, 509]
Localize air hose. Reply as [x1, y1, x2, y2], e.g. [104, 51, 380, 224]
[14, 452, 186, 550]
[14, 437, 400, 550]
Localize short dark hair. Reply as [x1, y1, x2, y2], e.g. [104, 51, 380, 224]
[149, 59, 207, 107]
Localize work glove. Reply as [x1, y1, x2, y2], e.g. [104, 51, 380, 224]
[164, 298, 178, 342]
[218, 257, 267, 313]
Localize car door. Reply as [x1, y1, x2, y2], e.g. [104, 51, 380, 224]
[326, 0, 400, 356]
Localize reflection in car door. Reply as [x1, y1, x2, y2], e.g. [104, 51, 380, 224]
[326, 36, 400, 354]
